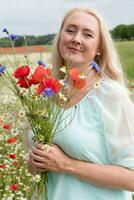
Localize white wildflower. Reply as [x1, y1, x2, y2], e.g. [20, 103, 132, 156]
[0, 134, 4, 140]
[33, 174, 41, 183]
[59, 92, 68, 102]
[59, 66, 66, 73]
[11, 128, 19, 136]
[18, 109, 26, 118]
[19, 88, 28, 95]
[6, 197, 13, 200]
[20, 197, 27, 200]
[78, 73, 86, 79]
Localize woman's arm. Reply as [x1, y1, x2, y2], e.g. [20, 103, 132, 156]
[67, 158, 134, 192]
[29, 144, 134, 192]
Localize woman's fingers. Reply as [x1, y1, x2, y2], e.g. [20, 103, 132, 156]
[31, 146, 50, 159]
[30, 157, 47, 169]
[30, 143, 70, 172]
[35, 143, 52, 153]
[30, 151, 44, 162]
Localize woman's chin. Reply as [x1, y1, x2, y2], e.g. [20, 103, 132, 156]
[64, 55, 82, 66]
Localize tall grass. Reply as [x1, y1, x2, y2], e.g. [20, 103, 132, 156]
[115, 41, 134, 80]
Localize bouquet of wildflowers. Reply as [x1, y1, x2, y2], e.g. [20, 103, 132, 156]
[0, 28, 101, 200]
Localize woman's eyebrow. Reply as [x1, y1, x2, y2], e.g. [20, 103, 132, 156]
[83, 28, 95, 35]
[66, 24, 77, 28]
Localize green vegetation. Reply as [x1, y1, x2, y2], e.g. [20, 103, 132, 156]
[111, 24, 134, 40]
[0, 34, 55, 47]
[115, 41, 134, 80]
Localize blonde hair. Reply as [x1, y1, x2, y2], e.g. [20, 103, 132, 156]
[50, 8, 125, 84]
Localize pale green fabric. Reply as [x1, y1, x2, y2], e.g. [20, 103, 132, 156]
[46, 77, 134, 200]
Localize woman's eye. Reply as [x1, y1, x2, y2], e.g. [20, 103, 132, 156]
[84, 33, 92, 38]
[66, 29, 75, 33]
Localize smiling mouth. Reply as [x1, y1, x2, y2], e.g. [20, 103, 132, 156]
[68, 47, 82, 53]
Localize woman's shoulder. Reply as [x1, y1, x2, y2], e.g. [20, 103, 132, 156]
[85, 76, 133, 112]
[96, 77, 134, 116]
[99, 77, 130, 101]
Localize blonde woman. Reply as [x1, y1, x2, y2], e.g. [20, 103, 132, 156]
[28, 8, 134, 200]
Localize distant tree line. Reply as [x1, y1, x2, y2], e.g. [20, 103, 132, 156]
[0, 34, 55, 47]
[111, 24, 134, 40]
[0, 24, 134, 47]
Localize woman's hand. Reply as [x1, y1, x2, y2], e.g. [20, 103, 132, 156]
[29, 143, 73, 173]
[25, 153, 38, 175]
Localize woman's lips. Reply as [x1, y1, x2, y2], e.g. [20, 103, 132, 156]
[68, 47, 82, 53]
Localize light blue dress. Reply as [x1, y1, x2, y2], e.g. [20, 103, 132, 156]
[46, 77, 134, 200]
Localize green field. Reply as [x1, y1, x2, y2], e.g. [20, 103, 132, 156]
[115, 40, 134, 80]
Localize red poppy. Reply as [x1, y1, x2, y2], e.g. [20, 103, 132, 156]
[14, 65, 30, 79]
[36, 81, 45, 94]
[69, 68, 79, 80]
[0, 164, 6, 168]
[3, 124, 10, 130]
[28, 74, 38, 85]
[6, 137, 16, 143]
[9, 154, 16, 159]
[32, 65, 51, 83]
[37, 77, 62, 94]
[69, 68, 86, 89]
[17, 78, 31, 88]
[10, 184, 18, 191]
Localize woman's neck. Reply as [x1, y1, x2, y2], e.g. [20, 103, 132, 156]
[70, 64, 90, 74]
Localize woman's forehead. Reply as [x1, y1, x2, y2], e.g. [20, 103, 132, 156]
[63, 11, 99, 32]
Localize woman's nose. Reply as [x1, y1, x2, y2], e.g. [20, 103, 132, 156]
[72, 33, 82, 45]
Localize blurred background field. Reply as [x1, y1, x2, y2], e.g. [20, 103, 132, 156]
[0, 40, 134, 97]
[115, 41, 134, 81]
[0, 40, 133, 79]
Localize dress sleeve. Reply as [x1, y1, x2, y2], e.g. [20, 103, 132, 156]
[101, 82, 134, 170]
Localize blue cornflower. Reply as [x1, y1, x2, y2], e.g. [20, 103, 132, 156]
[37, 60, 46, 67]
[3, 28, 9, 35]
[42, 87, 54, 97]
[0, 65, 6, 75]
[9, 34, 18, 41]
[90, 61, 101, 73]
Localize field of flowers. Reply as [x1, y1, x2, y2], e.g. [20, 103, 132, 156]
[0, 41, 134, 199]
[0, 90, 42, 199]
[0, 52, 51, 200]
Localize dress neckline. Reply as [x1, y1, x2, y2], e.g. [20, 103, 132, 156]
[64, 77, 105, 111]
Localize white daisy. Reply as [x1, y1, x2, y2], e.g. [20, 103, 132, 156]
[18, 109, 26, 118]
[33, 174, 41, 183]
[11, 128, 19, 136]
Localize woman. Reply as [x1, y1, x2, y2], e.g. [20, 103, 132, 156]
[28, 8, 134, 200]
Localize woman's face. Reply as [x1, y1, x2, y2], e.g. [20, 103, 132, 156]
[59, 11, 100, 67]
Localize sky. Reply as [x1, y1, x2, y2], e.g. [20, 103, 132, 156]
[0, 0, 134, 37]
